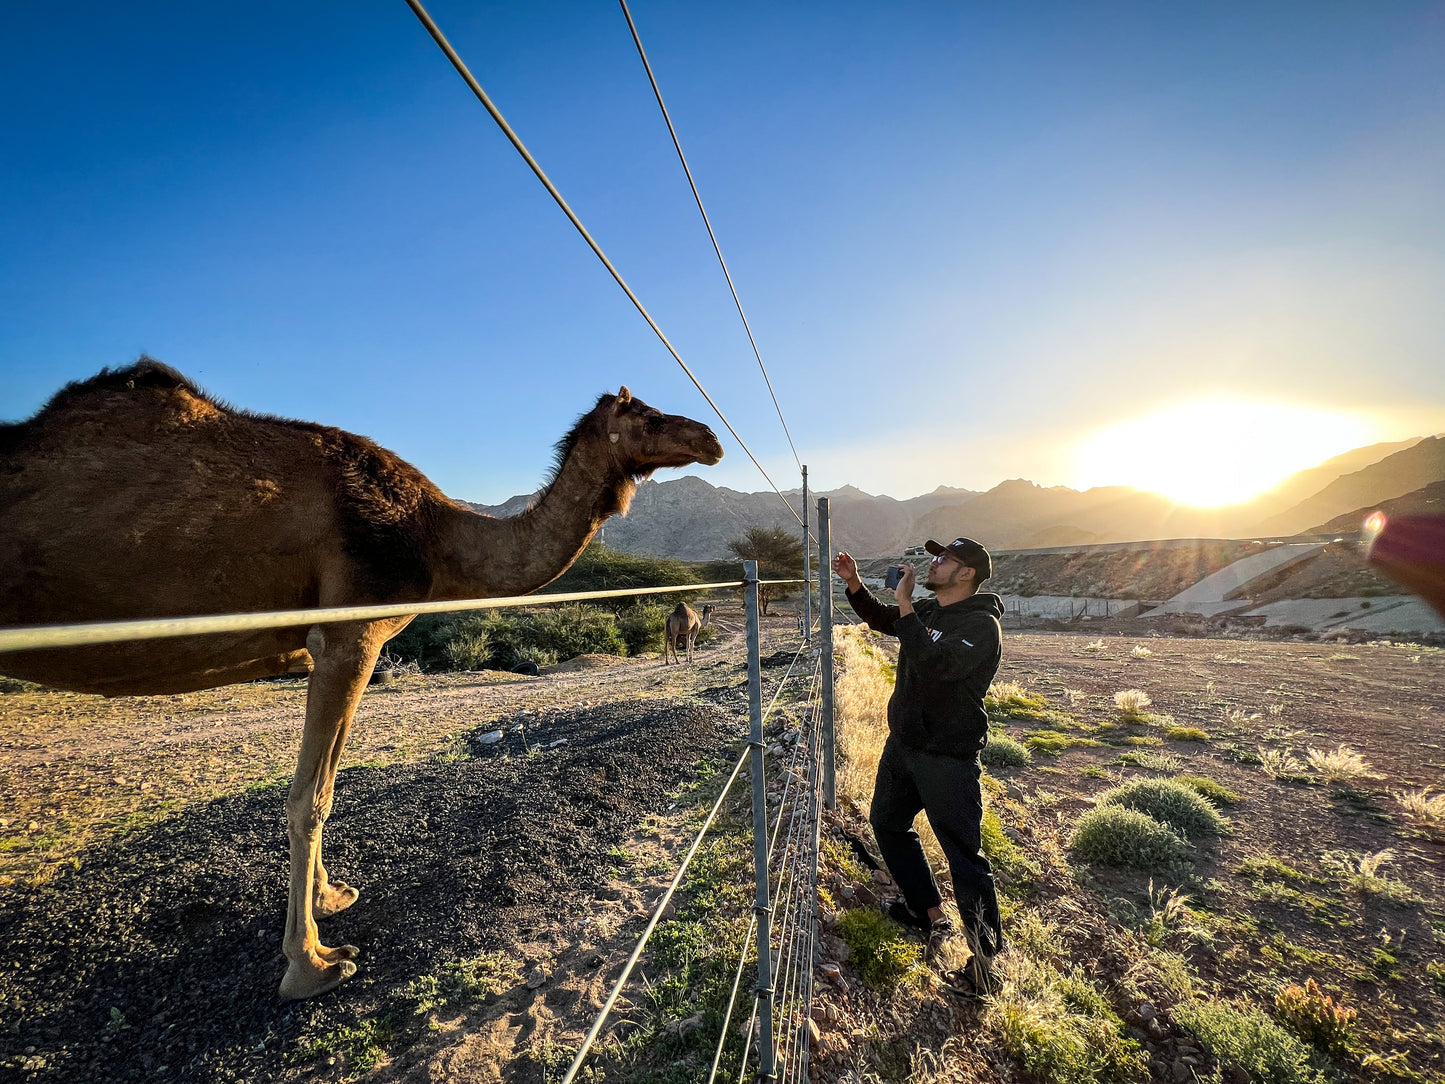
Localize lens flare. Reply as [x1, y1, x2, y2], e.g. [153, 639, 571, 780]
[1072, 400, 1378, 507]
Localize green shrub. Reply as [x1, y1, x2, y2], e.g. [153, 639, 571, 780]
[1274, 979, 1357, 1056]
[983, 732, 1033, 768]
[1174, 999, 1328, 1084]
[543, 541, 700, 607]
[395, 604, 627, 671]
[981, 809, 1042, 888]
[986, 682, 1053, 720]
[1177, 775, 1241, 807]
[1165, 726, 1211, 742]
[443, 626, 493, 671]
[1096, 778, 1226, 840]
[1068, 807, 1186, 871]
[986, 955, 1148, 1084]
[616, 602, 671, 656]
[834, 908, 922, 992]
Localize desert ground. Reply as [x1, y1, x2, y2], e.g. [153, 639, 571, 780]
[1, 606, 1443, 1083]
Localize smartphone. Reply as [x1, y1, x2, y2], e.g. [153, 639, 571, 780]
[884, 565, 904, 590]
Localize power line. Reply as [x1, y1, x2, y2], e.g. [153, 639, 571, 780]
[402, 0, 806, 531]
[618, 0, 803, 474]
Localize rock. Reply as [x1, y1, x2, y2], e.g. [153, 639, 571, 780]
[871, 869, 891, 886]
[1128, 1027, 1148, 1042]
[838, 885, 855, 900]
[811, 1005, 827, 1024]
[808, 1019, 821, 1045]
[548, 738, 568, 748]
[852, 885, 878, 907]
[1137, 1001, 1158, 1021]
[525, 967, 547, 989]
[819, 962, 843, 984]
[664, 1012, 704, 1038]
[477, 730, 504, 745]
[1171, 1059, 1192, 1083]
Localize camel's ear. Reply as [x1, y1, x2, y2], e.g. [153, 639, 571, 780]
[612, 386, 632, 414]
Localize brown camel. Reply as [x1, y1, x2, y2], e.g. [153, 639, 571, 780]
[663, 601, 710, 665]
[0, 358, 723, 999]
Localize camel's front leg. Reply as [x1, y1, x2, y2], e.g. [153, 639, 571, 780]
[278, 622, 381, 999]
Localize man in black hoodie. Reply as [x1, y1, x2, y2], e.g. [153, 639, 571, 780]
[833, 537, 1005, 997]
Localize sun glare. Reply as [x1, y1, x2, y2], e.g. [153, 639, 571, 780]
[1072, 400, 1377, 507]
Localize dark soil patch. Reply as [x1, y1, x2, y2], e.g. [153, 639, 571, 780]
[0, 699, 739, 1083]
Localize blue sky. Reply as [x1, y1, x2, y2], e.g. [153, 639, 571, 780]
[3, 2, 1442, 507]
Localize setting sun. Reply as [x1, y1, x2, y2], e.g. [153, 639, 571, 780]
[1072, 400, 1378, 507]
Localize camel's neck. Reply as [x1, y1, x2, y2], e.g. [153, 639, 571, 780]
[429, 449, 633, 601]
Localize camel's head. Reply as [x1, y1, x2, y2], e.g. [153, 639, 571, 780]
[599, 387, 724, 476]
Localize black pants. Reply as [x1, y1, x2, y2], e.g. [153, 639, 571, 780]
[869, 735, 1003, 956]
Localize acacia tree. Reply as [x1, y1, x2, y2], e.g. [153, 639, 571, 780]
[727, 525, 806, 615]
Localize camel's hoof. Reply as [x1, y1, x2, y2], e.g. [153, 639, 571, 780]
[278, 956, 358, 1000]
[314, 882, 360, 918]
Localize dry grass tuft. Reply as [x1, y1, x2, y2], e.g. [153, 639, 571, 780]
[834, 627, 892, 808]
[1130, 645, 1153, 658]
[1394, 787, 1445, 825]
[1113, 689, 1165, 726]
[1304, 744, 1381, 783]
[1257, 747, 1304, 779]
[833, 627, 946, 870]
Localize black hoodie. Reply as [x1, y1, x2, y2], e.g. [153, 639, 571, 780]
[844, 587, 1005, 757]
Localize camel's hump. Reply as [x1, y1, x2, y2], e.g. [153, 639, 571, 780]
[21, 357, 202, 420]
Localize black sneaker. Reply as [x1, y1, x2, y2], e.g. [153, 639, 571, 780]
[885, 897, 929, 932]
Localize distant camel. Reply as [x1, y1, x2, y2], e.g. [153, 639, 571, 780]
[663, 601, 711, 665]
[0, 359, 722, 999]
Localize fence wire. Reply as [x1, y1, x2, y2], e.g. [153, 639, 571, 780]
[563, 632, 820, 1084]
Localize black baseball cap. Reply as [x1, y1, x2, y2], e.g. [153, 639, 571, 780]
[924, 537, 992, 582]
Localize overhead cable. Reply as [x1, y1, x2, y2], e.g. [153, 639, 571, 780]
[618, 0, 803, 474]
[402, 0, 807, 531]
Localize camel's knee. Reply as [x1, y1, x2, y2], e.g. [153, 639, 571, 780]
[285, 792, 326, 838]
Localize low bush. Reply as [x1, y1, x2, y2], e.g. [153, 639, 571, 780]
[986, 682, 1053, 721]
[391, 604, 627, 671]
[1174, 999, 1328, 1084]
[1176, 775, 1241, 807]
[981, 809, 1041, 888]
[1095, 778, 1226, 840]
[1164, 726, 1210, 742]
[1068, 807, 1186, 871]
[982, 732, 1033, 769]
[985, 954, 1148, 1084]
[1274, 978, 1357, 1055]
[834, 908, 922, 992]
[615, 602, 671, 656]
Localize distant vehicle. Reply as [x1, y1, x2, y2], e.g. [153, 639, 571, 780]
[904, 545, 926, 555]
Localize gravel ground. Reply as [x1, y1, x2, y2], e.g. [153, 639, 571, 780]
[0, 697, 743, 1083]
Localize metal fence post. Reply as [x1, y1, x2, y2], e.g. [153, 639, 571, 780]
[745, 560, 777, 1081]
[817, 499, 836, 810]
[801, 465, 811, 645]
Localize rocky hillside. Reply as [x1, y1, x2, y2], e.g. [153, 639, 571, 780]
[460, 436, 1442, 560]
[1251, 435, 1445, 536]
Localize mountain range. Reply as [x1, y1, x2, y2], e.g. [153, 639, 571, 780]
[463, 435, 1445, 560]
